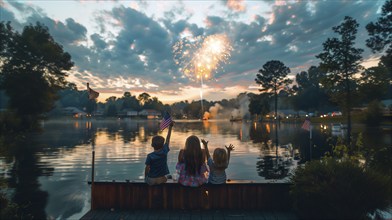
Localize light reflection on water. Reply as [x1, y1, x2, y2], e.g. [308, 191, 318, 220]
[0, 119, 390, 219]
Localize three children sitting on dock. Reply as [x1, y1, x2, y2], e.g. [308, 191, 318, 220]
[144, 121, 235, 186]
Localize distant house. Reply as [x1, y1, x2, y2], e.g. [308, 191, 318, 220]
[138, 109, 161, 119]
[94, 110, 104, 117]
[62, 107, 87, 118]
[118, 109, 138, 118]
[381, 99, 392, 116]
[381, 99, 392, 110]
[267, 110, 307, 118]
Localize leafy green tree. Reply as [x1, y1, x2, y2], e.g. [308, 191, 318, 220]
[292, 66, 331, 112]
[137, 92, 151, 107]
[120, 92, 140, 111]
[255, 60, 292, 147]
[316, 16, 363, 148]
[105, 96, 117, 117]
[366, 0, 392, 71]
[359, 65, 391, 102]
[144, 97, 164, 111]
[183, 100, 204, 119]
[170, 100, 188, 119]
[0, 22, 73, 129]
[248, 93, 270, 120]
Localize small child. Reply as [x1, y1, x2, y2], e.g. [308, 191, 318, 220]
[144, 121, 174, 185]
[202, 139, 234, 184]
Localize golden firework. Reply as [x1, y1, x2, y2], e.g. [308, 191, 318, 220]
[173, 34, 233, 81]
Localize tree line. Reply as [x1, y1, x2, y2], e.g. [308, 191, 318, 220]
[0, 0, 391, 136]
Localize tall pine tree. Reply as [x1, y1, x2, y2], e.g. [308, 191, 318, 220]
[316, 16, 363, 148]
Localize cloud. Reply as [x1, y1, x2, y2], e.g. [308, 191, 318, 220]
[0, 0, 385, 104]
[90, 33, 107, 50]
[222, 0, 246, 12]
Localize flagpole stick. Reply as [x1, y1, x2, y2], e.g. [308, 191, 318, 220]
[200, 76, 204, 119]
[91, 141, 95, 209]
[309, 125, 312, 161]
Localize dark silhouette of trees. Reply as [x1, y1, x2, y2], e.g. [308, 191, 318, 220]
[105, 96, 118, 116]
[0, 22, 73, 130]
[316, 16, 363, 149]
[366, 0, 392, 71]
[359, 65, 391, 103]
[119, 92, 140, 111]
[255, 60, 291, 147]
[137, 92, 151, 106]
[144, 97, 164, 111]
[291, 66, 331, 113]
[248, 93, 270, 121]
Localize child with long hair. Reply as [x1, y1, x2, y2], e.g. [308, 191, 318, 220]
[201, 139, 234, 184]
[176, 135, 209, 187]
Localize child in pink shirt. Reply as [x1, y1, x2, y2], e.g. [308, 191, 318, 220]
[176, 135, 209, 187]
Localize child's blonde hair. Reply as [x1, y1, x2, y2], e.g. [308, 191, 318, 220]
[213, 148, 228, 169]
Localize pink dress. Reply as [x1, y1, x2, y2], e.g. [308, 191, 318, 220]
[176, 162, 209, 187]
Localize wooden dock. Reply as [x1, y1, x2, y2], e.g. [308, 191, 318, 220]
[81, 209, 298, 220]
[81, 180, 298, 220]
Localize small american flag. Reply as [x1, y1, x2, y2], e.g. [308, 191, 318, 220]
[160, 112, 173, 131]
[302, 119, 311, 131]
[87, 83, 99, 100]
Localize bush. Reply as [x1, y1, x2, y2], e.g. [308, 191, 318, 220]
[0, 179, 19, 219]
[290, 158, 391, 220]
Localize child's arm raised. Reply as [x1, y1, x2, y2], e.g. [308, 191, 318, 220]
[164, 121, 175, 145]
[225, 144, 235, 163]
[201, 139, 211, 160]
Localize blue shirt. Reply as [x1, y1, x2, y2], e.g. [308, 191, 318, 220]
[145, 143, 170, 178]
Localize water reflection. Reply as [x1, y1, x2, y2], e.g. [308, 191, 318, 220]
[256, 143, 295, 180]
[0, 119, 390, 219]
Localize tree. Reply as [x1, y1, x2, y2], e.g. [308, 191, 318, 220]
[137, 92, 151, 107]
[255, 60, 292, 148]
[105, 96, 117, 116]
[0, 22, 73, 129]
[366, 0, 392, 71]
[144, 97, 164, 111]
[316, 16, 363, 148]
[359, 65, 391, 102]
[248, 93, 270, 121]
[292, 66, 331, 112]
[120, 92, 140, 111]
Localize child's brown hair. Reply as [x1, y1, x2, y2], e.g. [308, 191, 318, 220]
[184, 135, 204, 175]
[151, 136, 165, 150]
[213, 148, 228, 169]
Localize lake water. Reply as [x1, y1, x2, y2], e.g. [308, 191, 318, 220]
[0, 119, 390, 219]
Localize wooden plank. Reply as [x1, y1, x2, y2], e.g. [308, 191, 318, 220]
[81, 210, 298, 220]
[89, 181, 293, 211]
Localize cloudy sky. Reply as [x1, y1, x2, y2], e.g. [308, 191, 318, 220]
[0, 0, 385, 103]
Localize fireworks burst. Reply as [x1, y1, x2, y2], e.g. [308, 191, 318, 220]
[173, 34, 233, 81]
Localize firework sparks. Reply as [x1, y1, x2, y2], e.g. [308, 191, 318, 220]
[173, 34, 233, 81]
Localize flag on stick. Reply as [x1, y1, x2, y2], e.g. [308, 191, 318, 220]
[160, 112, 173, 131]
[302, 119, 311, 131]
[87, 83, 99, 100]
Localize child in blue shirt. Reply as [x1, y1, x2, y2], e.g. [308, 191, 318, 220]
[144, 121, 174, 185]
